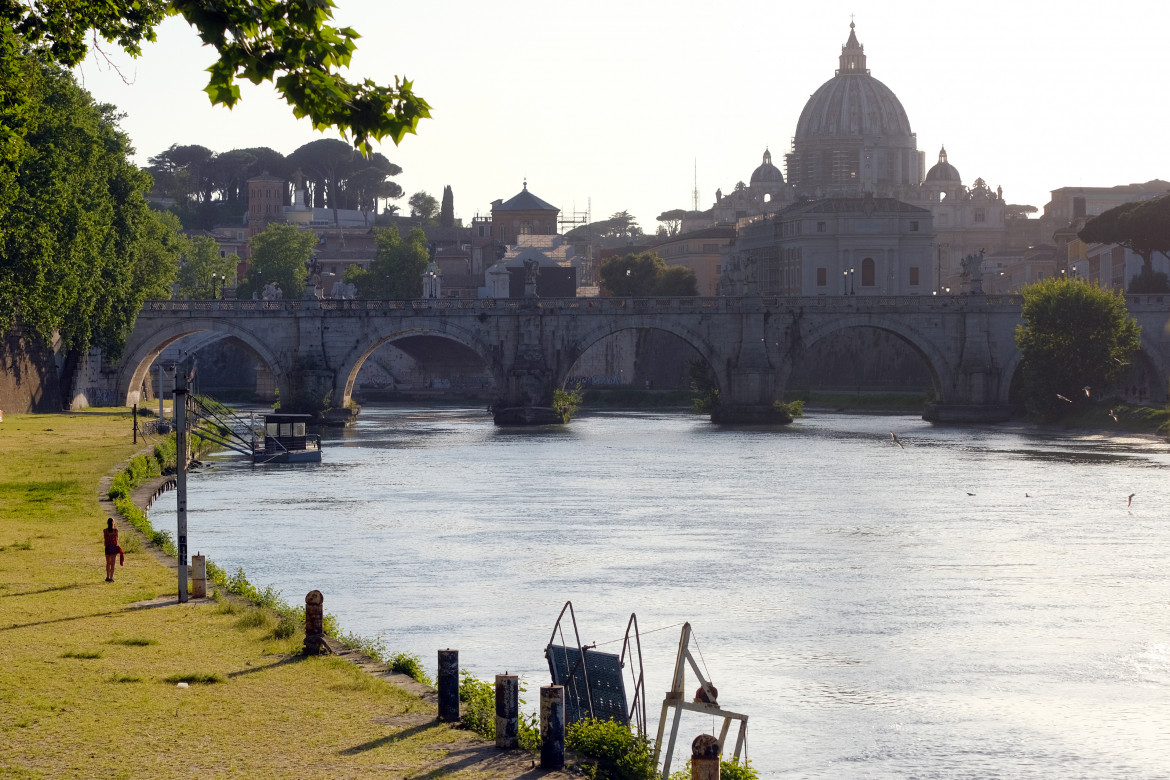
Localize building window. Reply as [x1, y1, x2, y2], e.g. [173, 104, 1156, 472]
[909, 267, 919, 286]
[816, 267, 827, 286]
[702, 243, 718, 252]
[862, 257, 875, 287]
[975, 209, 986, 222]
[909, 221, 919, 232]
[817, 221, 826, 233]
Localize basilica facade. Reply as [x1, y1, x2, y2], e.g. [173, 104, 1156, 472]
[693, 22, 1019, 296]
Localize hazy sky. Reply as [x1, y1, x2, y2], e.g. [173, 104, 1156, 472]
[78, 0, 1168, 232]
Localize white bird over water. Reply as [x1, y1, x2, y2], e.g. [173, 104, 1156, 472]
[890, 432, 904, 449]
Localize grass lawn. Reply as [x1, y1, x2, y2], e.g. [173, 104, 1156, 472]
[0, 411, 512, 779]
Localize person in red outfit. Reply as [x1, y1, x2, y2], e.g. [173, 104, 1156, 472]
[103, 517, 119, 582]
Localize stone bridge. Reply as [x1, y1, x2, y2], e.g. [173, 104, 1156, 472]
[90, 294, 1170, 424]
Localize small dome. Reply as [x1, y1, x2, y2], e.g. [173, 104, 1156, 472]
[925, 146, 961, 183]
[750, 149, 785, 186]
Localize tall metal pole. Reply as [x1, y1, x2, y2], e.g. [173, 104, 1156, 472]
[174, 364, 189, 603]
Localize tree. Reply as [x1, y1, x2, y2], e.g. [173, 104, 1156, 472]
[439, 185, 455, 228]
[563, 211, 646, 250]
[1127, 266, 1170, 294]
[0, 57, 160, 364]
[345, 226, 430, 299]
[1014, 277, 1141, 420]
[1078, 194, 1170, 274]
[1005, 204, 1038, 220]
[1, 1, 431, 155]
[243, 223, 316, 299]
[176, 234, 237, 299]
[599, 252, 697, 297]
[656, 265, 699, 297]
[656, 209, 687, 236]
[134, 209, 186, 301]
[409, 191, 438, 223]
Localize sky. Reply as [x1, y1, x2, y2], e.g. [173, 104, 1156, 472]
[77, 0, 1170, 232]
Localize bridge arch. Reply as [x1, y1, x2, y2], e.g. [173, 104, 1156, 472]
[117, 318, 285, 407]
[557, 316, 730, 394]
[336, 320, 500, 407]
[785, 312, 952, 400]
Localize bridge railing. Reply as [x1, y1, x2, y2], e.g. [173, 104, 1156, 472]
[142, 294, 1030, 315]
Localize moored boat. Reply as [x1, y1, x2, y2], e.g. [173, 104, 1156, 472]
[252, 413, 322, 463]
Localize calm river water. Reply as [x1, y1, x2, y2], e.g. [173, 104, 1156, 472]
[149, 407, 1170, 778]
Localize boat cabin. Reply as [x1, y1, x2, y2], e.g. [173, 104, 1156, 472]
[255, 413, 321, 463]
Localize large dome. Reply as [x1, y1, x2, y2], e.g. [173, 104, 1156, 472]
[785, 23, 922, 197]
[794, 74, 913, 142]
[794, 24, 913, 143]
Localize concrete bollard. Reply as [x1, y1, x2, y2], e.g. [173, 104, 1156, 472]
[540, 684, 565, 770]
[691, 734, 721, 780]
[190, 553, 207, 598]
[437, 649, 459, 722]
[303, 590, 325, 655]
[495, 674, 519, 749]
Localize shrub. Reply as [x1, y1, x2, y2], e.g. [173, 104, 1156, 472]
[458, 670, 495, 738]
[565, 718, 656, 780]
[390, 652, 433, 686]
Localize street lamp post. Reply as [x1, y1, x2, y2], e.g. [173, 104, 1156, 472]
[936, 243, 948, 295]
[849, 267, 856, 295]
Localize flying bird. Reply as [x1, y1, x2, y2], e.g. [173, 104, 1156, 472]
[1109, 409, 1119, 422]
[1128, 493, 1135, 508]
[1083, 386, 1091, 398]
[966, 492, 975, 496]
[1056, 394, 1072, 403]
[890, 432, 904, 449]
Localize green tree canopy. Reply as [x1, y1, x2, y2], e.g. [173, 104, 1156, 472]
[135, 209, 186, 301]
[599, 252, 697, 297]
[242, 223, 315, 299]
[1014, 277, 1141, 419]
[1078, 194, 1170, 274]
[176, 233, 237, 299]
[409, 191, 438, 223]
[439, 185, 455, 228]
[1, 1, 431, 155]
[0, 57, 162, 360]
[564, 211, 646, 249]
[656, 209, 687, 236]
[344, 225, 429, 299]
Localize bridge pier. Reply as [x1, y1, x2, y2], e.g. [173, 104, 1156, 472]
[492, 341, 564, 426]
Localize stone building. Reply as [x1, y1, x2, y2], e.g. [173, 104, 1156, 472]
[648, 226, 736, 296]
[729, 195, 933, 296]
[490, 182, 559, 245]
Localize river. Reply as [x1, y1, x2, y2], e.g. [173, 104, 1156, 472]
[149, 407, 1170, 778]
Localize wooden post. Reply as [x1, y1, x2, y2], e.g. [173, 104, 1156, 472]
[133, 404, 138, 443]
[495, 674, 519, 749]
[437, 649, 459, 722]
[540, 685, 565, 770]
[303, 590, 325, 654]
[691, 734, 721, 780]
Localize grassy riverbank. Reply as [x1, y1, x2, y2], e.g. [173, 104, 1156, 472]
[0, 411, 546, 779]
